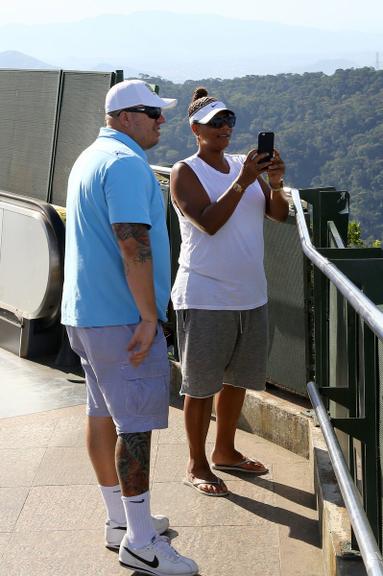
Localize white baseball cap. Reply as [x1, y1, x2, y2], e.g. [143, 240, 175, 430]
[105, 79, 177, 113]
[189, 101, 233, 125]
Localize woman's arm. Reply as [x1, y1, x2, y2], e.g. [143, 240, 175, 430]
[170, 151, 270, 236]
[259, 150, 290, 222]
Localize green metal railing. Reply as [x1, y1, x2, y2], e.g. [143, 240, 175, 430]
[291, 186, 383, 566]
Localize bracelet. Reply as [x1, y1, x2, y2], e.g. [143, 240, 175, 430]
[271, 180, 284, 192]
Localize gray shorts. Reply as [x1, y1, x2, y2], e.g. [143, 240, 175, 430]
[176, 305, 268, 398]
[66, 324, 170, 434]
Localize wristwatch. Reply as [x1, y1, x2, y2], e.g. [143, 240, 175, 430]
[232, 182, 244, 194]
[271, 179, 284, 192]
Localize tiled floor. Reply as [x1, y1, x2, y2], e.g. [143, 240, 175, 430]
[0, 347, 323, 575]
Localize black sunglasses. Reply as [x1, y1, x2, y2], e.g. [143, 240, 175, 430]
[117, 106, 162, 120]
[205, 113, 236, 129]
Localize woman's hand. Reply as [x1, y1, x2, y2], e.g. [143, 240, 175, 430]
[267, 150, 285, 189]
[237, 148, 271, 188]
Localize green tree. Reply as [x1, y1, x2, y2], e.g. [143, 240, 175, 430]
[140, 68, 383, 242]
[347, 221, 364, 247]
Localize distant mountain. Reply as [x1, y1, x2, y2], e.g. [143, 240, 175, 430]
[294, 58, 358, 75]
[0, 50, 152, 78]
[0, 12, 381, 80]
[89, 61, 156, 78]
[0, 50, 55, 69]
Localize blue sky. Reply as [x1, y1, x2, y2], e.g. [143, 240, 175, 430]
[1, 0, 382, 32]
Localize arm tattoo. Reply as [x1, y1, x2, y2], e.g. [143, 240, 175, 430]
[113, 223, 152, 264]
[116, 431, 151, 496]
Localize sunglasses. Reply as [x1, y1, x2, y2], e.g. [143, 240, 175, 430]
[118, 106, 162, 120]
[205, 113, 236, 129]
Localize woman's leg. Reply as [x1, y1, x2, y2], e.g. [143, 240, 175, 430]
[212, 307, 269, 473]
[212, 384, 268, 473]
[211, 384, 246, 464]
[184, 394, 228, 495]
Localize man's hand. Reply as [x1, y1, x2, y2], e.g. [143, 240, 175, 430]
[127, 319, 158, 367]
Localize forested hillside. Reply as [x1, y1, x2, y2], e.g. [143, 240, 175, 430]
[144, 68, 383, 242]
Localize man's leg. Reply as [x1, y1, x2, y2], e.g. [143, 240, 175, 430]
[116, 432, 198, 576]
[87, 415, 119, 486]
[77, 326, 198, 574]
[86, 416, 169, 550]
[116, 431, 157, 549]
[87, 415, 127, 533]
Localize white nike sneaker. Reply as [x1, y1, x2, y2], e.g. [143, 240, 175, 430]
[119, 534, 198, 576]
[105, 515, 170, 550]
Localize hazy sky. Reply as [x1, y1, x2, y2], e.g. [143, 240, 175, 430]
[1, 0, 382, 32]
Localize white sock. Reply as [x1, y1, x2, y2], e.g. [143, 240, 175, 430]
[99, 484, 126, 526]
[122, 490, 156, 548]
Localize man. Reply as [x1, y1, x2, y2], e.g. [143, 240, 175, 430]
[61, 79, 198, 576]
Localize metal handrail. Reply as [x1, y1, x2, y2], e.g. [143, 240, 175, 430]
[290, 187, 383, 341]
[290, 185, 383, 574]
[151, 165, 171, 177]
[307, 381, 383, 575]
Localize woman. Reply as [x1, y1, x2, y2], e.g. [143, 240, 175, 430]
[170, 87, 289, 496]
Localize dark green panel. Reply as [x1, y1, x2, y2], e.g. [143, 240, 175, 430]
[0, 70, 60, 200]
[378, 321, 383, 548]
[330, 259, 383, 304]
[264, 214, 309, 396]
[50, 71, 115, 207]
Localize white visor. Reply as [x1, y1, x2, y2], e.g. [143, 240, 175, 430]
[189, 101, 233, 125]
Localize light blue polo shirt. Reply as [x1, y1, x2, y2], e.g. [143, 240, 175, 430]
[61, 127, 170, 327]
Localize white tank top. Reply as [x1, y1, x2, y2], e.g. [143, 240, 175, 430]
[171, 153, 268, 310]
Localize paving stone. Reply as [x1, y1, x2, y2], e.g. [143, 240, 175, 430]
[152, 441, 193, 482]
[0, 530, 127, 576]
[15, 485, 104, 532]
[151, 477, 275, 527]
[32, 447, 96, 485]
[232, 426, 308, 465]
[0, 448, 45, 487]
[0, 533, 11, 560]
[279, 520, 323, 576]
[159, 406, 217, 445]
[47, 414, 86, 447]
[0, 488, 29, 531]
[171, 525, 280, 576]
[273, 458, 322, 576]
[153, 438, 277, 484]
[0, 416, 56, 449]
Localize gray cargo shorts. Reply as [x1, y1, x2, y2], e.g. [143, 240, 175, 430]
[175, 304, 268, 398]
[66, 324, 170, 434]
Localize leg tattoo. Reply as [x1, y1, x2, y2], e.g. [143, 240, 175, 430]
[116, 431, 151, 496]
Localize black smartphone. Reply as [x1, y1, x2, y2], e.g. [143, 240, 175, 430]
[257, 131, 274, 162]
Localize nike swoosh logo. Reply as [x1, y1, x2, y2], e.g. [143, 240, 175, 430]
[211, 103, 217, 107]
[113, 490, 121, 493]
[130, 499, 144, 503]
[123, 546, 159, 568]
